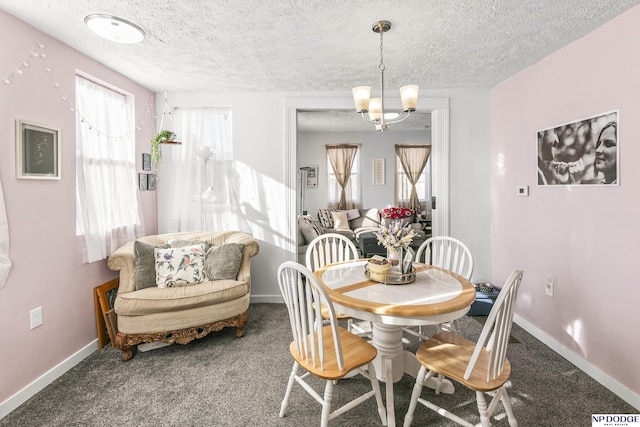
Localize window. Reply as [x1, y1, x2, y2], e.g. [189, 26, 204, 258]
[161, 108, 237, 233]
[76, 75, 141, 263]
[327, 145, 360, 208]
[395, 149, 431, 207]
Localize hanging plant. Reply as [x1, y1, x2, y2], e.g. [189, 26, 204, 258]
[150, 130, 176, 165]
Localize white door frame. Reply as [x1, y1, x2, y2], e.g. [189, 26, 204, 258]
[284, 96, 450, 259]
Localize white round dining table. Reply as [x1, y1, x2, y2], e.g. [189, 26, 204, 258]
[314, 259, 476, 427]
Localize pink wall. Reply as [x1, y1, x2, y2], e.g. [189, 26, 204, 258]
[0, 11, 157, 403]
[492, 6, 640, 397]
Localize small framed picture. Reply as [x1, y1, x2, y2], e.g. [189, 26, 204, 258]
[374, 158, 385, 185]
[142, 153, 151, 171]
[138, 173, 147, 191]
[147, 174, 156, 190]
[16, 120, 61, 180]
[306, 166, 318, 187]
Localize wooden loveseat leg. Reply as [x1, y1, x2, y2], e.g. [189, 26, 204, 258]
[114, 310, 249, 361]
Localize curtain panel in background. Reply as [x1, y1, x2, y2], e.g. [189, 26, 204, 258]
[326, 144, 358, 210]
[395, 144, 431, 210]
[75, 76, 143, 263]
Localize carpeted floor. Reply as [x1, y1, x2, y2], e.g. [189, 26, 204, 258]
[1, 303, 635, 426]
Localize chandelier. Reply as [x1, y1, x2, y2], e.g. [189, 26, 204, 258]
[352, 20, 419, 132]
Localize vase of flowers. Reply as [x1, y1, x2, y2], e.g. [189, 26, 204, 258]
[374, 220, 416, 275]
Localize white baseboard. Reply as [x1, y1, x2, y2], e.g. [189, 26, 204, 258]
[0, 339, 98, 420]
[250, 295, 283, 304]
[514, 314, 640, 410]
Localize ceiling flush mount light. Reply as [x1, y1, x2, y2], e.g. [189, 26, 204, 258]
[84, 14, 145, 44]
[352, 20, 419, 132]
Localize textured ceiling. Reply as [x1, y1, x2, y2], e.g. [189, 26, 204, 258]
[2, 0, 639, 94]
[2, 1, 639, 132]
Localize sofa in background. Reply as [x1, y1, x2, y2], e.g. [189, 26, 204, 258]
[297, 208, 381, 263]
[107, 230, 259, 360]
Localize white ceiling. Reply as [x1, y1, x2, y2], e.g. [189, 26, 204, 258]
[2, 1, 639, 131]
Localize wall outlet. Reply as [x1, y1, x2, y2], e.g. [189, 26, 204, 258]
[545, 277, 555, 297]
[517, 185, 529, 197]
[30, 306, 43, 329]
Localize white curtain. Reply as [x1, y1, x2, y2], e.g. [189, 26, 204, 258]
[76, 76, 143, 263]
[160, 108, 250, 233]
[0, 176, 11, 288]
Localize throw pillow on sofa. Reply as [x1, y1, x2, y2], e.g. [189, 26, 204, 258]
[204, 243, 245, 280]
[344, 208, 361, 220]
[331, 210, 351, 230]
[317, 208, 335, 229]
[154, 243, 206, 288]
[298, 215, 324, 244]
[133, 240, 168, 290]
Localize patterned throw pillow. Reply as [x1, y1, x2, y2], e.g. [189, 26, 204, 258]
[317, 208, 335, 229]
[154, 244, 206, 288]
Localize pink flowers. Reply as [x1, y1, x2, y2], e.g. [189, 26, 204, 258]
[381, 207, 414, 219]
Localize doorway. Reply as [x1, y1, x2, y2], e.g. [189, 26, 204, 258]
[284, 96, 450, 260]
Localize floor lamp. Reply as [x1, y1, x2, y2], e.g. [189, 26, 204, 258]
[299, 167, 313, 215]
[196, 145, 216, 230]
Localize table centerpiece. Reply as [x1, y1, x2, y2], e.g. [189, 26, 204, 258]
[374, 220, 416, 275]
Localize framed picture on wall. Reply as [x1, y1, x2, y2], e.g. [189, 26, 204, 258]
[306, 166, 318, 187]
[139, 173, 147, 191]
[537, 110, 618, 186]
[15, 120, 61, 180]
[374, 158, 385, 185]
[147, 174, 156, 190]
[142, 153, 152, 171]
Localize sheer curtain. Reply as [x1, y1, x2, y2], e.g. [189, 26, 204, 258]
[326, 144, 358, 210]
[159, 108, 250, 233]
[0, 177, 11, 288]
[395, 144, 431, 210]
[76, 76, 143, 263]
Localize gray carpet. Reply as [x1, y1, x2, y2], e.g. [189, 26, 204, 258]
[1, 303, 635, 426]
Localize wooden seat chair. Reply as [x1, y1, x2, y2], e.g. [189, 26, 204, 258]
[408, 236, 474, 339]
[403, 269, 524, 427]
[277, 261, 387, 427]
[305, 233, 368, 334]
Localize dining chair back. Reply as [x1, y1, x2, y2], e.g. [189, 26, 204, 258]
[409, 236, 474, 339]
[277, 261, 387, 427]
[306, 233, 359, 272]
[305, 233, 364, 334]
[403, 269, 524, 427]
[414, 236, 474, 280]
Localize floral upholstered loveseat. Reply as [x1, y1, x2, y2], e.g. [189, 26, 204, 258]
[107, 230, 259, 360]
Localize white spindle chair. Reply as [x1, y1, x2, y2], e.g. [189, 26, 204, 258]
[306, 233, 367, 334]
[277, 261, 387, 427]
[403, 269, 524, 427]
[409, 236, 474, 338]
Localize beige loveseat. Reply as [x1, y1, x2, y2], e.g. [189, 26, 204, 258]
[107, 230, 259, 360]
